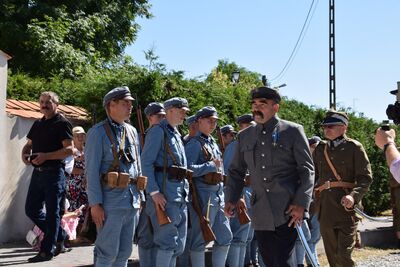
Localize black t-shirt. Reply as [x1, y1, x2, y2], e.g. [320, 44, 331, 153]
[27, 113, 73, 167]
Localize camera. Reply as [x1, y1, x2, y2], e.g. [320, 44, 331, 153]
[381, 120, 390, 131]
[386, 81, 400, 125]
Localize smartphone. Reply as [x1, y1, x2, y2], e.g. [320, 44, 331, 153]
[381, 120, 390, 131]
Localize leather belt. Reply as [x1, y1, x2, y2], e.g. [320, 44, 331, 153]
[314, 181, 355, 193]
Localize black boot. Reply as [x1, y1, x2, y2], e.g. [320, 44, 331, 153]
[28, 252, 53, 263]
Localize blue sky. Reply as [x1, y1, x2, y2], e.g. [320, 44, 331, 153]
[126, 0, 400, 123]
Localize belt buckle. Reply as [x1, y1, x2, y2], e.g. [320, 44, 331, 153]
[326, 180, 331, 189]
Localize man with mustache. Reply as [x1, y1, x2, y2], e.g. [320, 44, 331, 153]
[22, 91, 73, 262]
[224, 86, 315, 267]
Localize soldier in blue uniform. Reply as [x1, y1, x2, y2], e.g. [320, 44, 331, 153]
[141, 97, 190, 267]
[136, 102, 166, 267]
[225, 87, 315, 267]
[185, 106, 233, 267]
[85, 86, 143, 267]
[183, 115, 198, 145]
[221, 125, 251, 267]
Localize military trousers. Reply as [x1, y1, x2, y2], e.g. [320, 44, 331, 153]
[94, 207, 139, 267]
[320, 222, 357, 267]
[188, 202, 232, 267]
[146, 198, 188, 267]
[226, 216, 251, 267]
[136, 205, 156, 267]
[391, 187, 400, 232]
[255, 222, 297, 267]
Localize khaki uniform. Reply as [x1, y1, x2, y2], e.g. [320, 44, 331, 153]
[389, 173, 400, 232]
[314, 136, 372, 267]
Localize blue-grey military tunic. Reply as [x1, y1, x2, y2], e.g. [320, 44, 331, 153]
[225, 116, 315, 231]
[140, 119, 189, 259]
[185, 132, 232, 250]
[85, 119, 141, 266]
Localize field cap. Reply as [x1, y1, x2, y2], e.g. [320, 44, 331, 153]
[103, 86, 134, 107]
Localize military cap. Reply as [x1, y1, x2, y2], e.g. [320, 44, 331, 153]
[236, 114, 254, 125]
[195, 106, 218, 120]
[322, 110, 349, 126]
[144, 102, 166, 116]
[308, 136, 321, 146]
[186, 115, 197, 126]
[164, 97, 190, 111]
[250, 86, 281, 103]
[103, 86, 134, 107]
[220, 125, 237, 135]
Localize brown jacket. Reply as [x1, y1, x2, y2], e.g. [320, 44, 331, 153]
[313, 136, 372, 226]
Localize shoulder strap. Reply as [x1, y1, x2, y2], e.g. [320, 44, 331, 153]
[195, 136, 212, 161]
[103, 123, 120, 172]
[323, 144, 342, 181]
[160, 125, 179, 165]
[125, 125, 141, 174]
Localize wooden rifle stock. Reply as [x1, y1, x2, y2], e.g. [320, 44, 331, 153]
[237, 207, 251, 225]
[154, 202, 171, 226]
[187, 171, 216, 243]
[215, 126, 225, 154]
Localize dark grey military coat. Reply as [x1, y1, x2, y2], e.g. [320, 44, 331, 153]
[225, 116, 315, 231]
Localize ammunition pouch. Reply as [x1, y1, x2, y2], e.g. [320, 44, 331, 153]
[204, 172, 224, 185]
[102, 172, 137, 189]
[154, 165, 188, 181]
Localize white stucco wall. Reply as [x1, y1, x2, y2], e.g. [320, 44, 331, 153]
[0, 51, 8, 110]
[0, 115, 35, 243]
[0, 51, 35, 243]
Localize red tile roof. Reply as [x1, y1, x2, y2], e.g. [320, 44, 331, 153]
[6, 99, 88, 121]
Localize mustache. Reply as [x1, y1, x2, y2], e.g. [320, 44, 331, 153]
[252, 111, 264, 119]
[40, 106, 49, 110]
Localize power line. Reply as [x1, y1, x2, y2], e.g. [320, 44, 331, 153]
[270, 0, 319, 82]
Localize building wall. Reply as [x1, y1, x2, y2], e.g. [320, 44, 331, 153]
[0, 115, 35, 243]
[0, 51, 7, 110]
[0, 51, 35, 243]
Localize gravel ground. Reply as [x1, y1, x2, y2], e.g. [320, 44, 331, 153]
[356, 252, 400, 267]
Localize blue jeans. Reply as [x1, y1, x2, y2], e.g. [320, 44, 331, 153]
[94, 207, 139, 267]
[25, 167, 66, 255]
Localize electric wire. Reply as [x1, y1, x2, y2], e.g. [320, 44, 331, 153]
[270, 0, 319, 82]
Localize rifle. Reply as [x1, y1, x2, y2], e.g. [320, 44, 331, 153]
[187, 170, 216, 243]
[135, 95, 170, 225]
[135, 96, 145, 149]
[215, 126, 225, 154]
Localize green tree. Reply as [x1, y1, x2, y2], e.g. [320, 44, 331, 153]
[0, 0, 151, 77]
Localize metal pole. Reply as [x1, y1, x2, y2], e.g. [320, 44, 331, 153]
[329, 0, 336, 109]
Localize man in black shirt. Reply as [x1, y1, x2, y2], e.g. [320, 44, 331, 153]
[21, 91, 73, 263]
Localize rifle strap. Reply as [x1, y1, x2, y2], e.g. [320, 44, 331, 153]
[125, 125, 141, 174]
[103, 123, 120, 172]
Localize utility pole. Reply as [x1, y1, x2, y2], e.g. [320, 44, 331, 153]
[329, 0, 336, 109]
